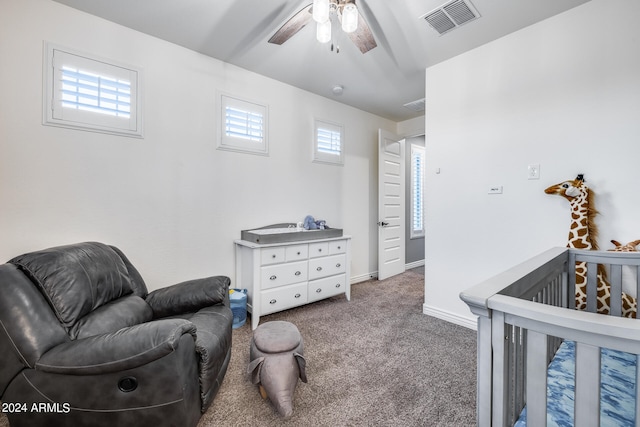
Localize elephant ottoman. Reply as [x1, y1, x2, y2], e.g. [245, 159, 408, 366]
[247, 321, 307, 418]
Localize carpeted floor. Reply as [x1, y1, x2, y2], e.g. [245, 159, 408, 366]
[0, 268, 478, 426]
[199, 267, 476, 426]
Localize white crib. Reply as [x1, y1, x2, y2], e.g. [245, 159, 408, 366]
[460, 247, 640, 427]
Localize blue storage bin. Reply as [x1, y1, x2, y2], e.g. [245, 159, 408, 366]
[229, 288, 248, 329]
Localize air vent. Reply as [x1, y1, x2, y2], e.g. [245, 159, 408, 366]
[421, 0, 480, 35]
[403, 98, 426, 112]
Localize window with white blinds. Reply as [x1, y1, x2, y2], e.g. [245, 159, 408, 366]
[410, 144, 425, 238]
[218, 94, 268, 155]
[313, 119, 344, 165]
[225, 107, 263, 142]
[60, 67, 131, 118]
[43, 43, 142, 137]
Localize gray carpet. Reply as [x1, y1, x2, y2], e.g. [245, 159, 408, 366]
[0, 268, 477, 426]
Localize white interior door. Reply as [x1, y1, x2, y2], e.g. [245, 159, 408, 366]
[378, 129, 405, 280]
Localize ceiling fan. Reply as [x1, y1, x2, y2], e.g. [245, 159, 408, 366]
[268, 0, 377, 54]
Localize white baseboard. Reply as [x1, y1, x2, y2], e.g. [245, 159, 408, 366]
[422, 304, 477, 330]
[351, 272, 377, 284]
[405, 259, 425, 270]
[351, 260, 424, 285]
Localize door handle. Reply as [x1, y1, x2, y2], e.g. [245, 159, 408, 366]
[377, 221, 389, 227]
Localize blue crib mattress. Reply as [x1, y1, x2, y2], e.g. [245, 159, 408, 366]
[514, 340, 636, 427]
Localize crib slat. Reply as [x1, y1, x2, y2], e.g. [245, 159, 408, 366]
[636, 354, 640, 427]
[575, 342, 600, 427]
[562, 270, 569, 308]
[526, 330, 548, 427]
[514, 327, 525, 420]
[568, 256, 576, 310]
[476, 315, 493, 427]
[636, 265, 640, 305]
[586, 262, 598, 313]
[491, 310, 507, 426]
[610, 264, 622, 317]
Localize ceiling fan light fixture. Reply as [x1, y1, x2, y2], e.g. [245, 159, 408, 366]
[317, 19, 332, 43]
[313, 0, 330, 23]
[341, 2, 358, 33]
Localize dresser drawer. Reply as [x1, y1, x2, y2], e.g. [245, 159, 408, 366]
[261, 247, 286, 265]
[329, 240, 347, 255]
[308, 242, 329, 258]
[308, 254, 347, 280]
[261, 283, 308, 315]
[308, 274, 347, 303]
[285, 244, 308, 261]
[261, 261, 308, 290]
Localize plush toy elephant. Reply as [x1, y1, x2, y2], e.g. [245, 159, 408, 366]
[247, 321, 307, 418]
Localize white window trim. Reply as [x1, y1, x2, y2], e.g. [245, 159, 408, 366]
[313, 119, 344, 166]
[217, 93, 269, 156]
[42, 42, 143, 138]
[410, 144, 425, 239]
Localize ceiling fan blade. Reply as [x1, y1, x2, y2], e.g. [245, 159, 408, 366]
[268, 4, 313, 45]
[347, 11, 377, 54]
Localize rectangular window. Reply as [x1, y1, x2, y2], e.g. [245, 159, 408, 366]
[43, 43, 143, 138]
[60, 66, 131, 118]
[218, 94, 268, 155]
[410, 144, 425, 238]
[313, 119, 344, 165]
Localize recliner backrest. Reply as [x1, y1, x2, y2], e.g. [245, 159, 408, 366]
[0, 264, 70, 397]
[9, 242, 152, 339]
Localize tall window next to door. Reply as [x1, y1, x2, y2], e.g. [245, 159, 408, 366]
[43, 43, 142, 138]
[218, 94, 268, 155]
[410, 145, 425, 238]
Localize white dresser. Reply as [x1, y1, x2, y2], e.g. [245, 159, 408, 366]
[234, 236, 351, 329]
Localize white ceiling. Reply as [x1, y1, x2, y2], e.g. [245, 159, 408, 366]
[52, 0, 590, 122]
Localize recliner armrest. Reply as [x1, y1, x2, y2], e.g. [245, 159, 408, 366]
[145, 276, 231, 318]
[35, 319, 196, 375]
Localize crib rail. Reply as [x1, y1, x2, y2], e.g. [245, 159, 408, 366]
[460, 247, 640, 427]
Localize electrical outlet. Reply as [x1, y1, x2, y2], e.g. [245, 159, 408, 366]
[528, 164, 540, 180]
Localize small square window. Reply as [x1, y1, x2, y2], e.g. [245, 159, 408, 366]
[313, 119, 344, 165]
[43, 42, 143, 138]
[218, 94, 268, 155]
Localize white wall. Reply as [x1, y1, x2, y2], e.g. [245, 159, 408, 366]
[0, 0, 396, 290]
[398, 116, 425, 138]
[424, 0, 640, 327]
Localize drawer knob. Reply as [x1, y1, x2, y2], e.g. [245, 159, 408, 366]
[270, 275, 277, 280]
[335, 283, 341, 288]
[270, 299, 277, 304]
[295, 293, 301, 298]
[318, 248, 322, 252]
[316, 266, 322, 271]
[297, 251, 301, 255]
[336, 263, 341, 268]
[337, 246, 341, 250]
[295, 271, 301, 276]
[315, 288, 322, 293]
[272, 254, 276, 258]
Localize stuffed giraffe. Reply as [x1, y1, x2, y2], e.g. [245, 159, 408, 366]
[609, 239, 640, 302]
[545, 174, 636, 318]
[609, 239, 640, 253]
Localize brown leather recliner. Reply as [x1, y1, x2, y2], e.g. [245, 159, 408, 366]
[0, 242, 232, 427]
